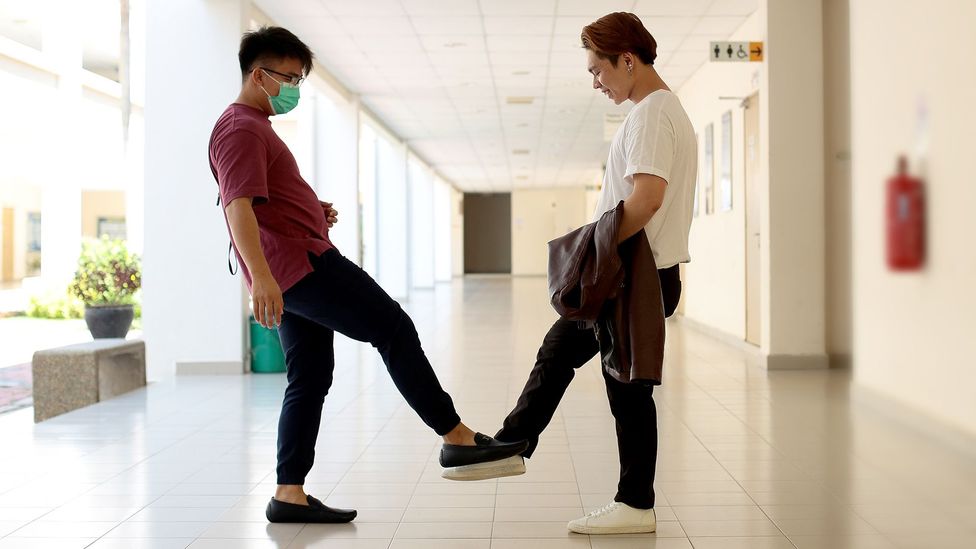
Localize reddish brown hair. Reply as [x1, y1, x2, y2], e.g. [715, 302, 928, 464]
[581, 12, 657, 67]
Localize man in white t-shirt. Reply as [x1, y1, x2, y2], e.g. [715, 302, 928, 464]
[481, 12, 698, 535]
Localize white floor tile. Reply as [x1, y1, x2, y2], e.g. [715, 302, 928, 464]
[0, 278, 972, 549]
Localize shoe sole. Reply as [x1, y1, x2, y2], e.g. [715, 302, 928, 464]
[442, 456, 526, 481]
[567, 524, 656, 535]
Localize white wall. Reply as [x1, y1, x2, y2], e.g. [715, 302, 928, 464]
[143, 0, 248, 379]
[511, 188, 587, 276]
[850, 0, 976, 435]
[676, 12, 761, 341]
[678, 2, 829, 368]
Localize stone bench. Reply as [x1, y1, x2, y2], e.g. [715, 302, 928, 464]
[32, 339, 146, 423]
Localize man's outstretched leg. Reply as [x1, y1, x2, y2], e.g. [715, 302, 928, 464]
[446, 317, 599, 482]
[267, 249, 528, 521]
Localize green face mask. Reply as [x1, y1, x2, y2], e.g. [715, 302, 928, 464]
[261, 70, 300, 115]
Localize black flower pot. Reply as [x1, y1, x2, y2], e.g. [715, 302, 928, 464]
[84, 305, 135, 339]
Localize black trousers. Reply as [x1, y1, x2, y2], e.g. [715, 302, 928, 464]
[275, 249, 461, 485]
[497, 265, 681, 509]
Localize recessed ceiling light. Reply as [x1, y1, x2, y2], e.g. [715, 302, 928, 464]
[506, 96, 535, 105]
[512, 70, 531, 76]
[512, 149, 531, 155]
[444, 42, 467, 48]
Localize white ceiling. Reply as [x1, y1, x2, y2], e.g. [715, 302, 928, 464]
[253, 0, 758, 192]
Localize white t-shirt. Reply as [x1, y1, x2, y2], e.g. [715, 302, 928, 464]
[593, 89, 697, 269]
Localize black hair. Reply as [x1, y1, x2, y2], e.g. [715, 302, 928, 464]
[238, 26, 314, 80]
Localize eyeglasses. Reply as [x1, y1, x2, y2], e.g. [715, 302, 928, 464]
[260, 67, 305, 87]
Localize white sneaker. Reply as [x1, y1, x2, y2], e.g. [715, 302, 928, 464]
[441, 455, 526, 481]
[567, 501, 656, 535]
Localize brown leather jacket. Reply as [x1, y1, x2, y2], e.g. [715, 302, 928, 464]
[548, 201, 665, 385]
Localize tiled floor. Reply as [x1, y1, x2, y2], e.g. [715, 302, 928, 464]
[0, 277, 974, 549]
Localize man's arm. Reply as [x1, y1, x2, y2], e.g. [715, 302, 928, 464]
[617, 173, 667, 243]
[225, 197, 282, 328]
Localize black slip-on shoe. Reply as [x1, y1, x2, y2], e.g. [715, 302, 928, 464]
[439, 432, 529, 468]
[266, 494, 357, 523]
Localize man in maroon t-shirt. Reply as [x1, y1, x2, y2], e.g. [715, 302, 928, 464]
[209, 27, 528, 524]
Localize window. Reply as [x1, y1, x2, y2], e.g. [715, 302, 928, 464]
[27, 212, 41, 252]
[97, 217, 126, 240]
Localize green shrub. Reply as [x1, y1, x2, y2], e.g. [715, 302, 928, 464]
[69, 237, 142, 306]
[27, 292, 84, 319]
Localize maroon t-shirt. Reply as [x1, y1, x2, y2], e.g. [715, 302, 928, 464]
[209, 103, 334, 293]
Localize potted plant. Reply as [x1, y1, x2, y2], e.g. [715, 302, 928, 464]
[69, 236, 142, 339]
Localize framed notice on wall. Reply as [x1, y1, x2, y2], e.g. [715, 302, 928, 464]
[704, 123, 714, 215]
[720, 111, 733, 212]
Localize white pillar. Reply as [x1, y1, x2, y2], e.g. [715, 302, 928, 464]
[314, 90, 360, 263]
[451, 187, 464, 277]
[433, 177, 453, 282]
[376, 138, 409, 299]
[125, 0, 147, 254]
[40, 0, 84, 288]
[409, 158, 435, 289]
[143, 0, 249, 379]
[359, 125, 378, 276]
[760, 0, 828, 368]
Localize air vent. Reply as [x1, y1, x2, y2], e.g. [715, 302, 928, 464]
[512, 70, 531, 76]
[506, 96, 535, 105]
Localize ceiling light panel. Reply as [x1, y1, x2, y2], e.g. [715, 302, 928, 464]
[486, 35, 551, 52]
[409, 16, 484, 35]
[483, 16, 555, 36]
[633, 0, 712, 17]
[401, 0, 481, 16]
[479, 0, 557, 16]
[321, 0, 405, 16]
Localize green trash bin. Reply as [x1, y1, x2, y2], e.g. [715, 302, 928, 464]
[250, 315, 286, 373]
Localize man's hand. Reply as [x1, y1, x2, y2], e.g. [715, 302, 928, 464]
[320, 201, 339, 228]
[251, 271, 283, 328]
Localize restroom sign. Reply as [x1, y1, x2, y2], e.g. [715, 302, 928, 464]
[710, 41, 763, 62]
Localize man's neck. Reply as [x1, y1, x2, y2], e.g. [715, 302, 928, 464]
[629, 70, 671, 104]
[236, 90, 269, 114]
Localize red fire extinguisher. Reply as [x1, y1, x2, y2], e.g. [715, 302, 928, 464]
[886, 156, 925, 271]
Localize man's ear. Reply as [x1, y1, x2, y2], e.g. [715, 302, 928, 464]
[247, 67, 261, 87]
